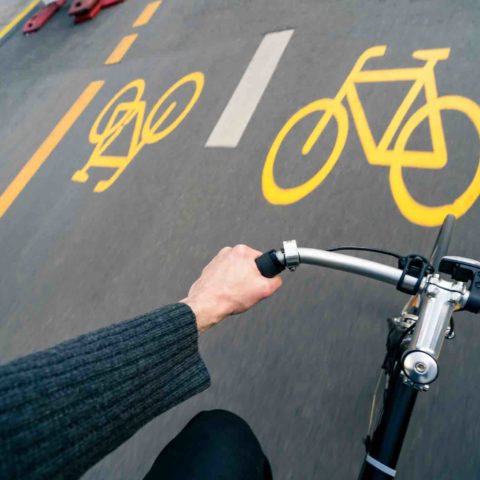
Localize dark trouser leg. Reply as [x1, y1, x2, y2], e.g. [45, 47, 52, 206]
[143, 409, 273, 480]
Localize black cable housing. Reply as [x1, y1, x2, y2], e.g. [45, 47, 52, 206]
[327, 246, 402, 261]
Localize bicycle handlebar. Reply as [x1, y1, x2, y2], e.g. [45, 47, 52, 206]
[256, 242, 423, 292]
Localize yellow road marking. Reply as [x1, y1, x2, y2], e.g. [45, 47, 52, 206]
[133, 1, 162, 28]
[262, 45, 480, 226]
[0, 81, 104, 219]
[73, 72, 204, 192]
[0, 0, 41, 41]
[105, 33, 138, 65]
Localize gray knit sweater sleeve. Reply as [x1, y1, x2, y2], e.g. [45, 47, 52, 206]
[0, 303, 211, 480]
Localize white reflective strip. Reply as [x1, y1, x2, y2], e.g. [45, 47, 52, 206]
[205, 29, 294, 148]
[366, 454, 397, 477]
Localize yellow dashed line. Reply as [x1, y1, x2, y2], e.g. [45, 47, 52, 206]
[0, 0, 41, 41]
[133, 1, 162, 28]
[0, 81, 104, 219]
[105, 33, 138, 65]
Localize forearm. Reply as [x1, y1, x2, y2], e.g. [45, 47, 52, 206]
[0, 303, 210, 480]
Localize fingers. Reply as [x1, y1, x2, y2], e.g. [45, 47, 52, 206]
[218, 245, 281, 282]
[270, 274, 283, 291]
[218, 244, 262, 260]
[233, 244, 263, 259]
[261, 275, 283, 298]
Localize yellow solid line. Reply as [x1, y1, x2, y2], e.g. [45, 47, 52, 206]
[105, 34, 139, 65]
[0, 0, 41, 41]
[133, 1, 162, 28]
[0, 81, 104, 219]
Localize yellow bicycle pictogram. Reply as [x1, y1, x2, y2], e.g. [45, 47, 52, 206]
[262, 46, 480, 226]
[72, 71, 204, 192]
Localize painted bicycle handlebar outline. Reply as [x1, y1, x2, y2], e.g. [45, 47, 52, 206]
[262, 46, 480, 226]
[72, 71, 204, 192]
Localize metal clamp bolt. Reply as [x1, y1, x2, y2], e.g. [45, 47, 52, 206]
[283, 240, 300, 271]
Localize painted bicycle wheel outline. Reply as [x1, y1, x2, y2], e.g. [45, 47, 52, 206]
[262, 98, 349, 205]
[390, 95, 480, 227]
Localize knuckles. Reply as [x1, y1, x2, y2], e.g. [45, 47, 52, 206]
[262, 277, 282, 297]
[233, 244, 249, 255]
[218, 246, 232, 255]
[261, 281, 275, 298]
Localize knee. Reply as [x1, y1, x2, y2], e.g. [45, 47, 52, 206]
[193, 409, 245, 422]
[188, 409, 259, 446]
[191, 409, 251, 432]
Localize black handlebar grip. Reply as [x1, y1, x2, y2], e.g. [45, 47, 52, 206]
[255, 250, 285, 278]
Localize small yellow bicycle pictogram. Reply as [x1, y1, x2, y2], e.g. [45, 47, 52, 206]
[72, 71, 204, 192]
[262, 46, 480, 226]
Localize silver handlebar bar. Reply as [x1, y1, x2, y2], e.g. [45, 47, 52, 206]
[274, 241, 424, 292]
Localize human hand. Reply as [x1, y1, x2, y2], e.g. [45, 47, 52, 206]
[181, 245, 283, 333]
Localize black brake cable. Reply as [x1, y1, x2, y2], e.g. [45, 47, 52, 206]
[327, 246, 403, 261]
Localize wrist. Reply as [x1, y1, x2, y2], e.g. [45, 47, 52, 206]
[180, 295, 226, 334]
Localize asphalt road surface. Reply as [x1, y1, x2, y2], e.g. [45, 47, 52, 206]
[0, 1, 479, 478]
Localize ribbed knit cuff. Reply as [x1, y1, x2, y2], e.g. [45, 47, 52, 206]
[0, 303, 211, 480]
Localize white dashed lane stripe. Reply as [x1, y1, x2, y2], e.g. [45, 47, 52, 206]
[205, 29, 294, 148]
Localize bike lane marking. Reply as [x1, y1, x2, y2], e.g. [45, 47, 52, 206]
[71, 72, 205, 192]
[0, 81, 104, 218]
[105, 33, 139, 65]
[205, 29, 294, 148]
[133, 1, 162, 27]
[0, 0, 164, 218]
[260, 45, 480, 227]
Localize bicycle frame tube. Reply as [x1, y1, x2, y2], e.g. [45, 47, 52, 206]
[358, 369, 418, 480]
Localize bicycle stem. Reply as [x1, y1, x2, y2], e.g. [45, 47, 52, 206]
[402, 275, 468, 387]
